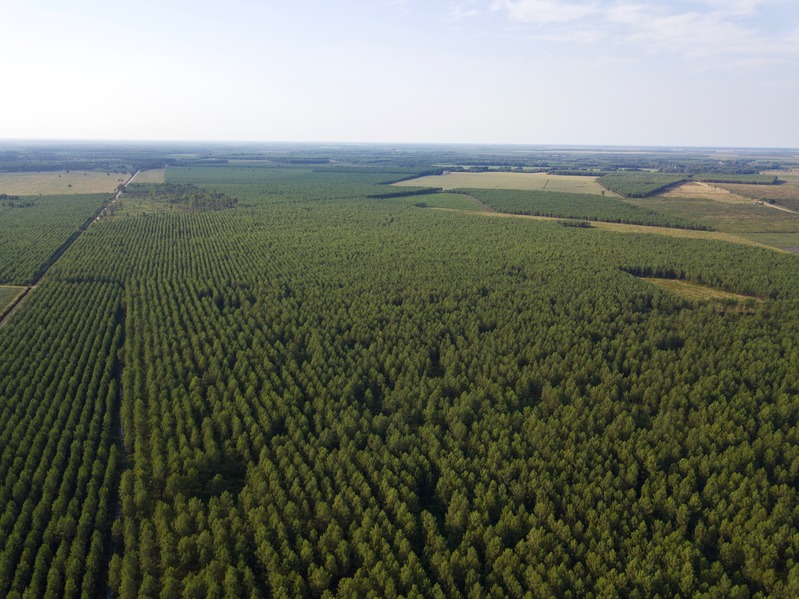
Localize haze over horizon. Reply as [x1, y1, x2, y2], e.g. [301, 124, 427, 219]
[2, 0, 798, 148]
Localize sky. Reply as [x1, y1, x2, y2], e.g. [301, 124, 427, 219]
[1, 0, 797, 147]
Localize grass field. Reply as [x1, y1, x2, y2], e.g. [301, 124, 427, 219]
[394, 172, 610, 195]
[738, 233, 799, 253]
[641, 277, 763, 306]
[0, 171, 129, 195]
[0, 285, 27, 318]
[714, 181, 799, 211]
[658, 182, 754, 204]
[132, 168, 167, 184]
[626, 196, 799, 242]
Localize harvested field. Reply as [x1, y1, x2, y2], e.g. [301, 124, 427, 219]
[394, 172, 610, 195]
[0, 171, 129, 195]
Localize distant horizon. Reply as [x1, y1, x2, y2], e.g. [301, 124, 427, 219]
[1, 139, 797, 153]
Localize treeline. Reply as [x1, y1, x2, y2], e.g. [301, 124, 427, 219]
[693, 173, 778, 185]
[547, 169, 606, 176]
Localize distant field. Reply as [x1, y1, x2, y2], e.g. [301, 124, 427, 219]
[714, 181, 799, 211]
[765, 168, 799, 183]
[626, 196, 799, 238]
[658, 181, 754, 204]
[739, 233, 799, 253]
[394, 172, 610, 195]
[0, 171, 129, 195]
[132, 168, 166, 184]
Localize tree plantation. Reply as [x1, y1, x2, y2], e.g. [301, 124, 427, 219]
[1, 151, 799, 597]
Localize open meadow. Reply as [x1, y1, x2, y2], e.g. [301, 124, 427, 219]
[639, 277, 763, 306]
[715, 180, 799, 211]
[0, 170, 129, 195]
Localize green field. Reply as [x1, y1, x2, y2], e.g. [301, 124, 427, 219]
[626, 195, 799, 248]
[393, 171, 610, 195]
[2, 152, 799, 597]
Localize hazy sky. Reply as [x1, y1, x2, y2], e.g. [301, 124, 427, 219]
[2, 0, 797, 146]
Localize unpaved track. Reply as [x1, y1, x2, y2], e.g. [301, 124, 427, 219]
[763, 202, 799, 215]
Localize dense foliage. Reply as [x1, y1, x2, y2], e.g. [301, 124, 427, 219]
[599, 173, 689, 198]
[0, 194, 108, 285]
[1, 164, 799, 597]
[459, 188, 709, 229]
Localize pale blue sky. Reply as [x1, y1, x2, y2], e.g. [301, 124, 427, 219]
[1, 0, 797, 147]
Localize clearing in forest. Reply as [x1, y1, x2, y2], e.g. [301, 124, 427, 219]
[641, 277, 762, 307]
[393, 171, 609, 195]
[657, 181, 753, 204]
[0, 171, 130, 195]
